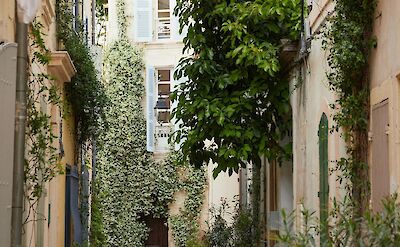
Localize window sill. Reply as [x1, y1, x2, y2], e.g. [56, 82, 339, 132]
[48, 51, 76, 83]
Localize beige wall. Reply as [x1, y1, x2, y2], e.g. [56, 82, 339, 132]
[291, 0, 347, 224]
[22, 0, 87, 246]
[293, 0, 400, 219]
[369, 0, 400, 208]
[0, 0, 15, 42]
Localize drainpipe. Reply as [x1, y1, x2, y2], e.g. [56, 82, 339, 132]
[11, 22, 28, 247]
[92, 0, 96, 45]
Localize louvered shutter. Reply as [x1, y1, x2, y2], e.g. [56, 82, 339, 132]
[134, 0, 153, 42]
[147, 66, 155, 152]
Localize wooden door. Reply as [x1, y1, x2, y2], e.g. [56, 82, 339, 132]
[144, 216, 169, 247]
[371, 100, 390, 212]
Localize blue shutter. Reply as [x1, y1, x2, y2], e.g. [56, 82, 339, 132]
[65, 165, 83, 246]
[147, 66, 155, 152]
[134, 0, 153, 42]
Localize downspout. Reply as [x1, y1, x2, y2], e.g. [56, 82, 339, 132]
[11, 22, 28, 247]
[92, 0, 96, 45]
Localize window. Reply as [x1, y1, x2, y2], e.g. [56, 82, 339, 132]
[146, 66, 180, 152]
[134, 0, 185, 42]
[155, 69, 172, 124]
[157, 0, 172, 40]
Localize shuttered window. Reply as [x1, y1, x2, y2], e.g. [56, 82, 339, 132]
[134, 0, 153, 42]
[157, 0, 172, 39]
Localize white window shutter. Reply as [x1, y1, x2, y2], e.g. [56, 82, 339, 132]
[146, 66, 155, 152]
[134, 0, 153, 42]
[171, 68, 186, 150]
[170, 0, 179, 41]
[170, 0, 187, 41]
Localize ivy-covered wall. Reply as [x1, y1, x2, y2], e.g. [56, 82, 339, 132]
[95, 1, 207, 246]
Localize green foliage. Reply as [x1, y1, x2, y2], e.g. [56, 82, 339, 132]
[231, 207, 257, 246]
[95, 0, 108, 45]
[173, 0, 301, 177]
[25, 20, 63, 221]
[321, 0, 376, 211]
[90, 179, 106, 246]
[277, 195, 400, 247]
[96, 2, 206, 246]
[98, 34, 163, 246]
[169, 153, 207, 247]
[187, 237, 208, 247]
[277, 208, 317, 247]
[205, 202, 259, 247]
[56, 0, 107, 143]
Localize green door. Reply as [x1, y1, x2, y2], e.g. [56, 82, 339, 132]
[319, 113, 329, 231]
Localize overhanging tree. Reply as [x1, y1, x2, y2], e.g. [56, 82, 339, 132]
[173, 0, 301, 177]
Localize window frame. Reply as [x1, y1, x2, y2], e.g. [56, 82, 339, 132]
[156, 0, 172, 40]
[155, 68, 173, 125]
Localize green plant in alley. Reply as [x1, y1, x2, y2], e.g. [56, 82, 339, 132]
[204, 202, 259, 247]
[24, 20, 63, 223]
[56, 0, 107, 144]
[89, 179, 106, 247]
[168, 153, 207, 247]
[277, 195, 400, 246]
[98, 30, 168, 246]
[96, 1, 206, 245]
[172, 0, 301, 177]
[322, 0, 376, 214]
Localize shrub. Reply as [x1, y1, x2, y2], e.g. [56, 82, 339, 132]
[205, 201, 259, 247]
[277, 195, 400, 247]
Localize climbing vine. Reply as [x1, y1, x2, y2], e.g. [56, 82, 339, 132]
[95, 0, 108, 46]
[322, 0, 376, 213]
[98, 26, 153, 245]
[95, 1, 206, 246]
[276, 1, 378, 246]
[24, 20, 63, 222]
[56, 0, 107, 144]
[169, 152, 207, 247]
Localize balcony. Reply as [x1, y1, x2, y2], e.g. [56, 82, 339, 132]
[157, 18, 171, 40]
[155, 125, 172, 152]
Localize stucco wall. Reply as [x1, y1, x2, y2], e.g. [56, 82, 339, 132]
[370, 0, 400, 88]
[207, 163, 240, 224]
[0, 0, 15, 42]
[291, 0, 346, 222]
[369, 0, 400, 204]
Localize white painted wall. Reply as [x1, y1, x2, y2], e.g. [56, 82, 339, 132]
[207, 163, 240, 225]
